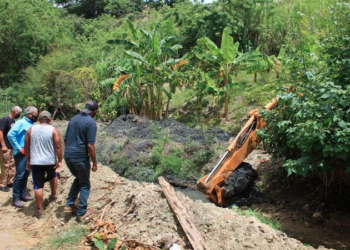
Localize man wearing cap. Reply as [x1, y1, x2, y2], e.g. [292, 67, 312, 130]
[0, 106, 22, 192]
[24, 111, 63, 218]
[64, 101, 98, 222]
[7, 106, 38, 208]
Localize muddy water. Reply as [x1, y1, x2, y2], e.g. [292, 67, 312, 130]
[175, 187, 209, 203]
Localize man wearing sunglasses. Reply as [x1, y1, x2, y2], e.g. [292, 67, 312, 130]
[7, 106, 38, 208]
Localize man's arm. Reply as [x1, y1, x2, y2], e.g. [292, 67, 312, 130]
[25, 128, 31, 170]
[0, 129, 7, 152]
[64, 124, 69, 147]
[7, 122, 22, 152]
[52, 128, 63, 172]
[0, 119, 8, 152]
[87, 121, 98, 172]
[88, 144, 97, 172]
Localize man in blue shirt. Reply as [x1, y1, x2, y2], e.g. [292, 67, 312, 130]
[64, 101, 98, 222]
[8, 106, 38, 208]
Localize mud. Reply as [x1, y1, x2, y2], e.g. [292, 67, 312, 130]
[94, 115, 234, 182]
[222, 162, 258, 206]
[104, 114, 234, 144]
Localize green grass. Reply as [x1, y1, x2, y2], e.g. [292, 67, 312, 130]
[39, 224, 88, 250]
[232, 205, 282, 231]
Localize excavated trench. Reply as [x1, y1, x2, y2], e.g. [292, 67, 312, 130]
[98, 115, 262, 207]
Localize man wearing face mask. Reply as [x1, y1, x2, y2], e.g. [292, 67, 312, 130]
[7, 106, 38, 208]
[0, 106, 22, 192]
[64, 101, 98, 223]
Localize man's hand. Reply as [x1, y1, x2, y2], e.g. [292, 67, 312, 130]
[55, 162, 62, 173]
[1, 146, 8, 153]
[20, 148, 25, 155]
[26, 161, 31, 171]
[92, 163, 98, 172]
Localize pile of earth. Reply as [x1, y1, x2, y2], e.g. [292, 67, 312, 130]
[0, 162, 329, 250]
[96, 114, 235, 183]
[103, 114, 234, 144]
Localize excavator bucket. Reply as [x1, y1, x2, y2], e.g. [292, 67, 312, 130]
[197, 99, 278, 206]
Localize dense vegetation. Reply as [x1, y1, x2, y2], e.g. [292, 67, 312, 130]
[0, 0, 349, 181]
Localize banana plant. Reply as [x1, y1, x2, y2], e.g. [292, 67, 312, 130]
[194, 26, 264, 119]
[107, 18, 185, 120]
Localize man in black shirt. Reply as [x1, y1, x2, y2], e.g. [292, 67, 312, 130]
[64, 101, 98, 222]
[0, 106, 22, 192]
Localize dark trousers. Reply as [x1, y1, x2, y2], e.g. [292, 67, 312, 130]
[65, 158, 91, 216]
[13, 154, 30, 200]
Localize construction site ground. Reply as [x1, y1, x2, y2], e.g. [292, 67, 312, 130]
[0, 162, 329, 250]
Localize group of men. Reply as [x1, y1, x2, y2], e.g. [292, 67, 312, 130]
[0, 101, 99, 221]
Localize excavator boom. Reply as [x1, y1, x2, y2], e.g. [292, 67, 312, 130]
[197, 99, 278, 206]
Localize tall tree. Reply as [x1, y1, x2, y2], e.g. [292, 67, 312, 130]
[55, 0, 108, 18]
[0, 0, 70, 87]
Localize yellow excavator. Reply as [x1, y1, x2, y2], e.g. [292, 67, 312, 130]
[197, 98, 278, 206]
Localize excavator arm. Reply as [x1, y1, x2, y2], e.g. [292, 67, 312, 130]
[197, 98, 278, 206]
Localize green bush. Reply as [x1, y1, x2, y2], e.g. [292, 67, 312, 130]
[259, 82, 350, 176]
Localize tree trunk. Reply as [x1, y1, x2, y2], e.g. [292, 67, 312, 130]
[129, 88, 137, 115]
[150, 84, 155, 120]
[217, 95, 221, 118]
[165, 97, 170, 118]
[157, 86, 163, 120]
[138, 83, 144, 116]
[158, 177, 211, 250]
[145, 90, 150, 118]
[254, 72, 257, 83]
[224, 72, 229, 119]
[224, 91, 229, 119]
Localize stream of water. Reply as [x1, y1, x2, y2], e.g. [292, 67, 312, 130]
[175, 187, 209, 203]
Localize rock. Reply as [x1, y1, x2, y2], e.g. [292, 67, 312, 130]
[312, 212, 323, 219]
[243, 243, 255, 248]
[312, 212, 324, 223]
[303, 204, 309, 211]
[265, 235, 274, 242]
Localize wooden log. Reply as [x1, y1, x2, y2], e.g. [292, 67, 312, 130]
[158, 177, 210, 250]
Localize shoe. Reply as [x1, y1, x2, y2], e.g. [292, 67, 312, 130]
[49, 195, 57, 202]
[20, 196, 34, 202]
[37, 209, 44, 219]
[0, 186, 10, 192]
[7, 183, 13, 188]
[77, 208, 95, 223]
[13, 199, 24, 208]
[64, 204, 78, 213]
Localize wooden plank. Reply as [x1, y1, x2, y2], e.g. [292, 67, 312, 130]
[158, 177, 211, 250]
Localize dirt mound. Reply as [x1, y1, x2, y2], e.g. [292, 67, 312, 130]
[82, 165, 329, 250]
[94, 115, 235, 182]
[104, 114, 234, 144]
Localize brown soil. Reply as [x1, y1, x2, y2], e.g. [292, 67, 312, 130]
[0, 162, 329, 250]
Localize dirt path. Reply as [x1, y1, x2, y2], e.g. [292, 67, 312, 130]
[0, 186, 41, 250]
